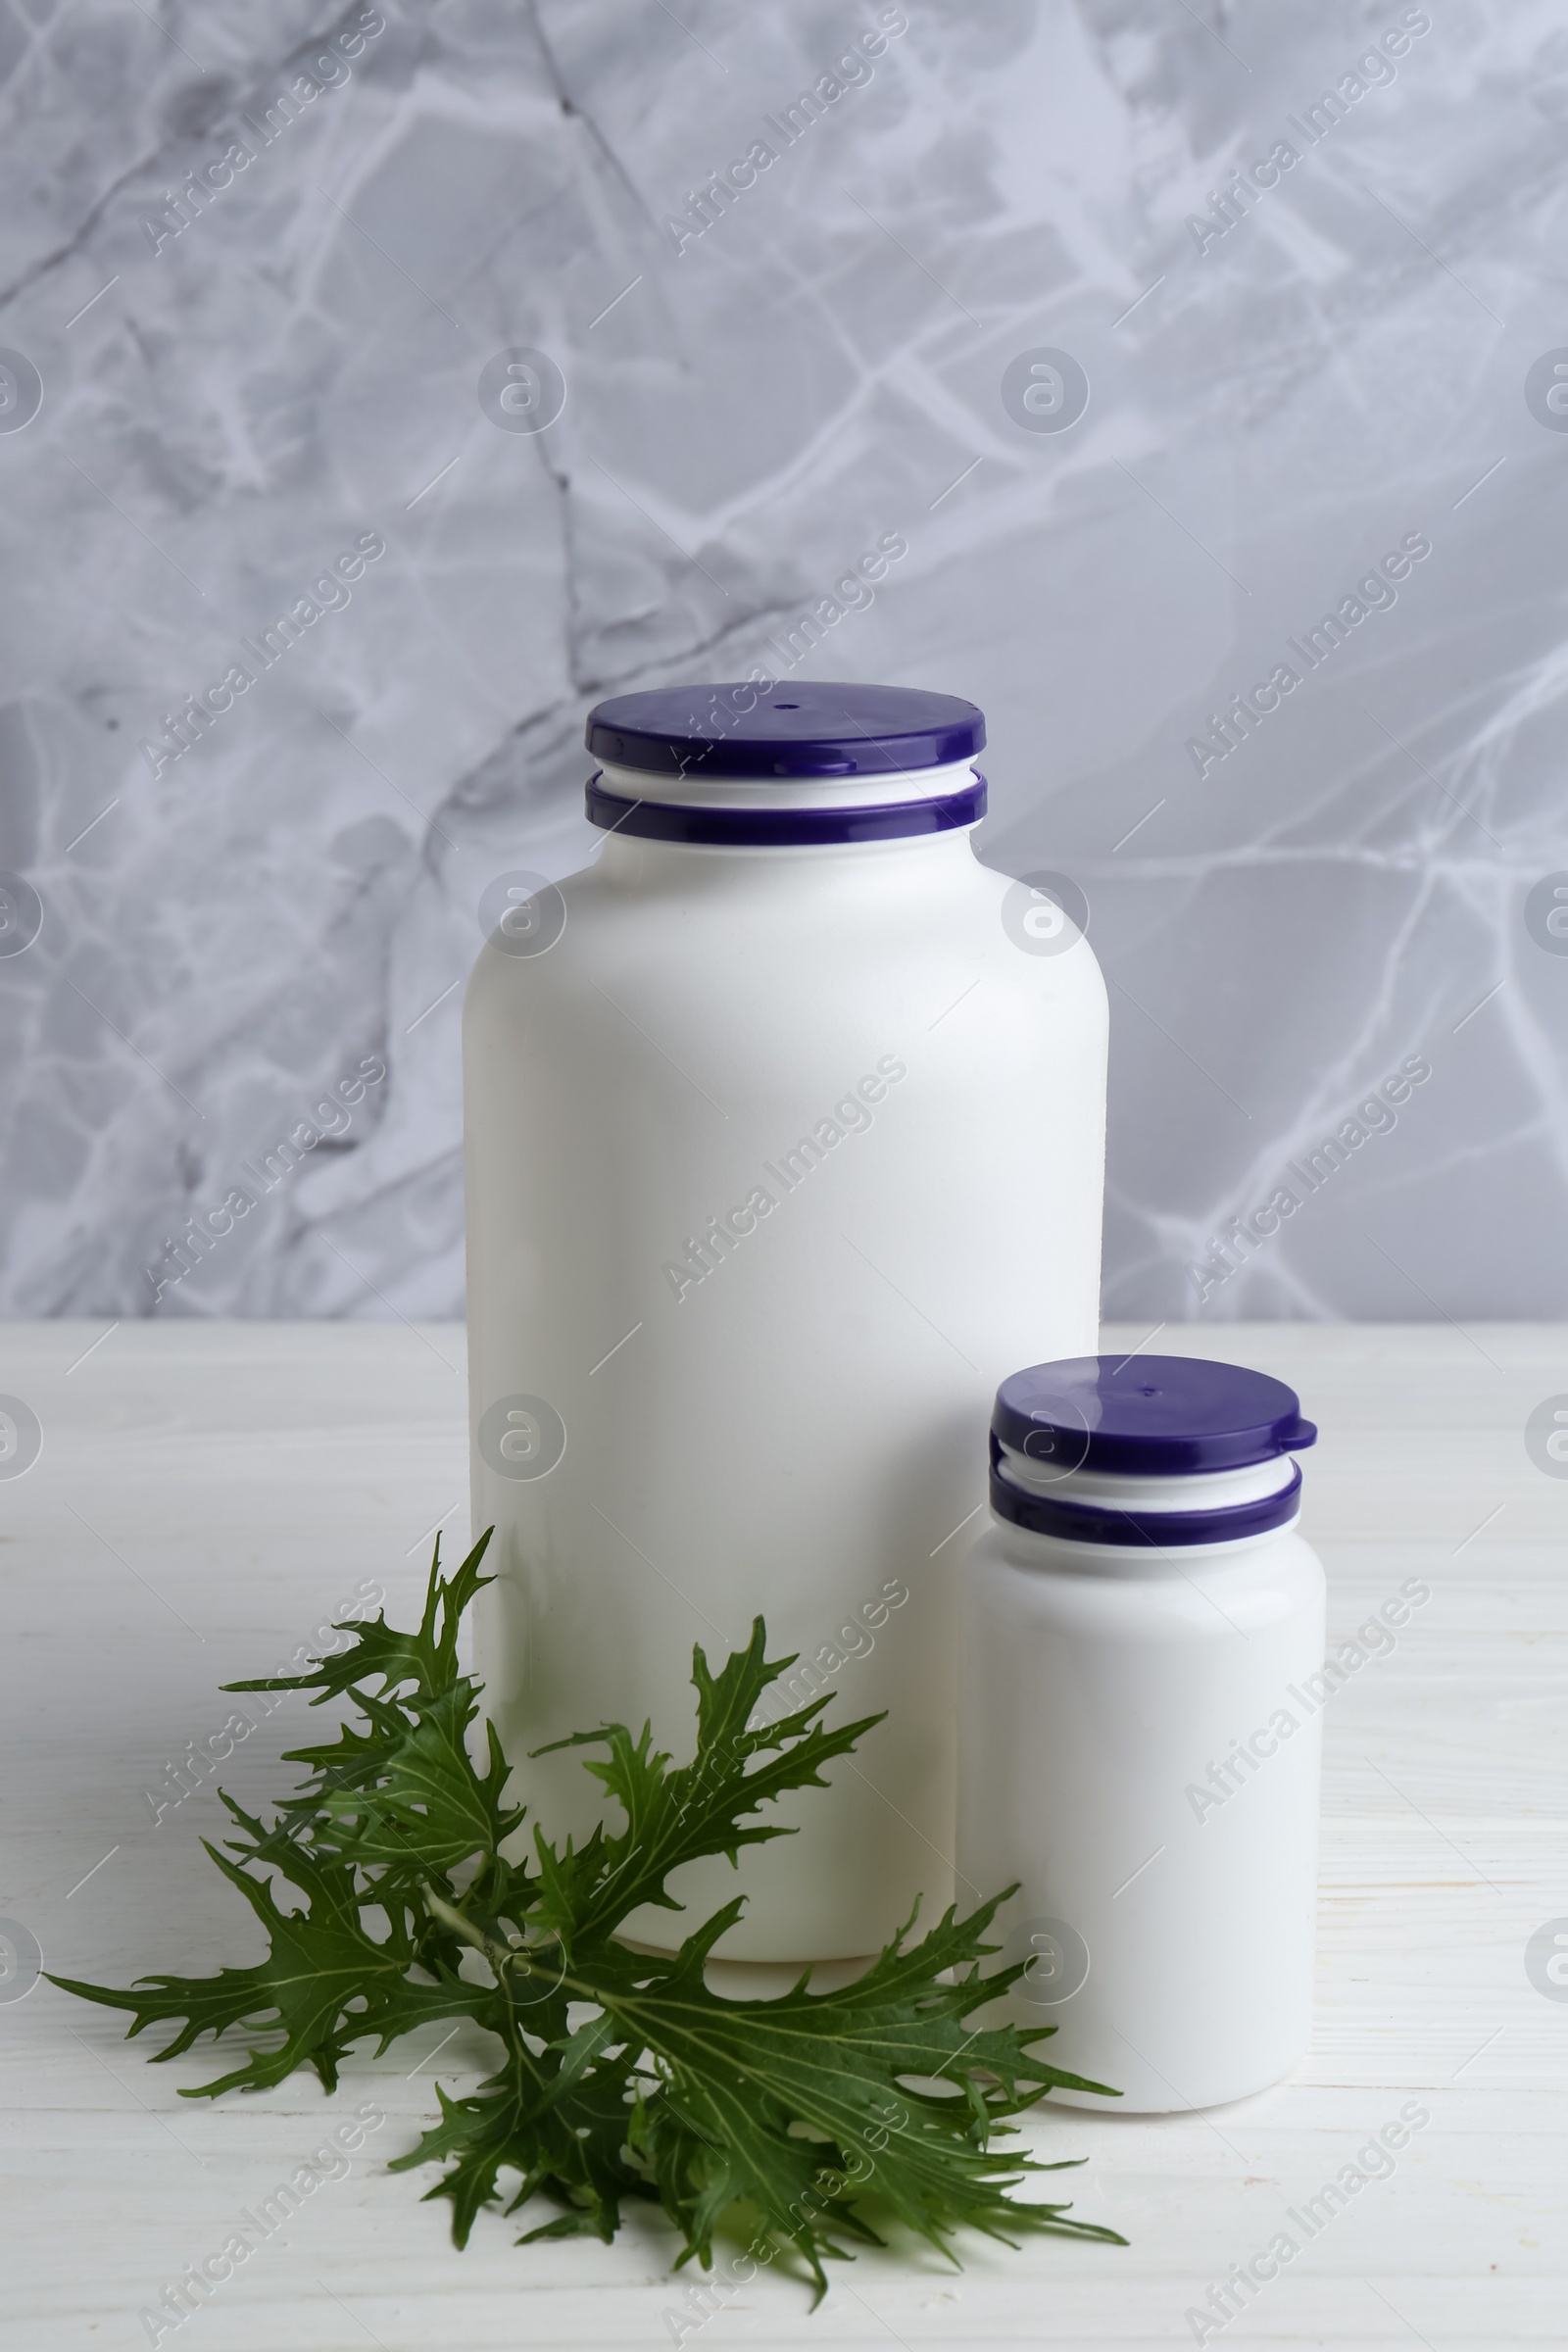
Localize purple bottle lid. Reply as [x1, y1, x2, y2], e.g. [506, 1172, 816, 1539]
[993, 1354, 1317, 1475]
[989, 1355, 1316, 1549]
[583, 682, 987, 846]
[585, 681, 985, 778]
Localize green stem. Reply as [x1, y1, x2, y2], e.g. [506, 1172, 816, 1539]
[422, 1882, 513, 1973]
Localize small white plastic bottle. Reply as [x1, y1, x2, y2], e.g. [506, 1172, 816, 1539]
[464, 683, 1107, 1963]
[956, 1354, 1325, 2111]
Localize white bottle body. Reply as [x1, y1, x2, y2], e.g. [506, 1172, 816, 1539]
[957, 1508, 1325, 2109]
[463, 789, 1107, 1961]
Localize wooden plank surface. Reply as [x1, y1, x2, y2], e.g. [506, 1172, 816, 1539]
[1, 1320, 1563, 2349]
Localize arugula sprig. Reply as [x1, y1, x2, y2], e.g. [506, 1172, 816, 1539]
[52, 1532, 1122, 2297]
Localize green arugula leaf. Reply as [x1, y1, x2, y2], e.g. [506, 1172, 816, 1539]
[52, 1532, 1123, 2298]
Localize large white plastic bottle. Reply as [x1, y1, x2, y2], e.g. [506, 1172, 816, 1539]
[463, 683, 1107, 1961]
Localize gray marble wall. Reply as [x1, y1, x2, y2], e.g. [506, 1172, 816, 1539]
[0, 0, 1562, 1324]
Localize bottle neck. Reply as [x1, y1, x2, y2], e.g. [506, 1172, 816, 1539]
[587, 757, 985, 855]
[989, 1437, 1304, 1554]
[997, 1445, 1298, 1511]
[595, 754, 977, 808]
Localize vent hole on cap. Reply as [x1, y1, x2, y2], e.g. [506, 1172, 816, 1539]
[773, 701, 799, 708]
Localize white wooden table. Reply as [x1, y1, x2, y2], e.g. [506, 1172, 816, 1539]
[2, 1321, 1564, 2350]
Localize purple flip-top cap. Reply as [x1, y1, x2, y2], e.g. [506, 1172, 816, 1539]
[586, 681, 984, 776]
[994, 1354, 1316, 1473]
[990, 1355, 1318, 1548]
[583, 681, 986, 846]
